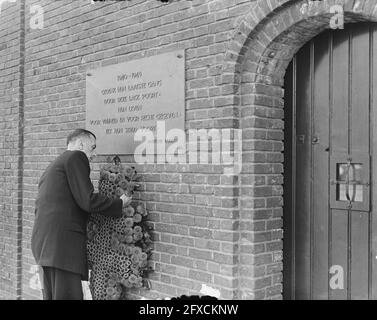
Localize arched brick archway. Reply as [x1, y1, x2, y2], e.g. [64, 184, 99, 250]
[225, 0, 377, 299]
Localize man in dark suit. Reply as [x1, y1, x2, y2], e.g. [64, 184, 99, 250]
[31, 129, 131, 300]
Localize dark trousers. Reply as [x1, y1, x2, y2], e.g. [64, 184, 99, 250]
[41, 266, 83, 300]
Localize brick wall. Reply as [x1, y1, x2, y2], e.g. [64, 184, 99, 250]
[21, 0, 257, 300]
[1, 0, 376, 300]
[0, 0, 25, 300]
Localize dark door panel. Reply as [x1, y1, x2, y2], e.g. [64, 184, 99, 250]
[283, 23, 377, 300]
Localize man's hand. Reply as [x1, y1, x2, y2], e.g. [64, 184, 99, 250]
[120, 194, 132, 207]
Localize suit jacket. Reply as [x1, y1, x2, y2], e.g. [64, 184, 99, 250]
[31, 150, 122, 280]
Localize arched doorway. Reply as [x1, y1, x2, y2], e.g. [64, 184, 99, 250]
[283, 23, 377, 299]
[222, 0, 377, 300]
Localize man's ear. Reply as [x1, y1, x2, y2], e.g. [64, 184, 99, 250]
[78, 139, 84, 150]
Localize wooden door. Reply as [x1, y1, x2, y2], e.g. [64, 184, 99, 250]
[283, 23, 377, 300]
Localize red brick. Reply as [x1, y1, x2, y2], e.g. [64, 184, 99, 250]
[188, 270, 212, 283]
[188, 248, 213, 261]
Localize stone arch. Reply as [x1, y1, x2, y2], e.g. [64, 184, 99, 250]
[227, 0, 377, 299]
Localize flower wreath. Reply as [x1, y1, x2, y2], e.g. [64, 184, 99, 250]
[87, 156, 153, 300]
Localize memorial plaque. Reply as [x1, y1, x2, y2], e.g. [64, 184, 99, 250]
[86, 50, 185, 154]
